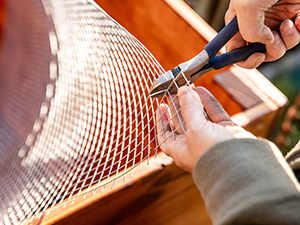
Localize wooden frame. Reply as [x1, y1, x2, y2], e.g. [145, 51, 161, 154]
[23, 0, 287, 224]
[25, 152, 212, 225]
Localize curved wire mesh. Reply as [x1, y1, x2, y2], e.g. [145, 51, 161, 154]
[0, 0, 183, 223]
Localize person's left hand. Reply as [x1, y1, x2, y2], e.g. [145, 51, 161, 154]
[156, 86, 255, 173]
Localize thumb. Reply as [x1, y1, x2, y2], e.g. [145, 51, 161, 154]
[239, 18, 274, 44]
[178, 87, 206, 130]
[233, 0, 277, 44]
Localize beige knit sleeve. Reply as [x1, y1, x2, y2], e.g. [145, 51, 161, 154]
[193, 138, 300, 225]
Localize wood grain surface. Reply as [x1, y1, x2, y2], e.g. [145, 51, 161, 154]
[24, 153, 212, 225]
[21, 1, 288, 224]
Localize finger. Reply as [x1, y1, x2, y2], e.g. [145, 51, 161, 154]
[264, 31, 286, 62]
[224, 4, 247, 54]
[225, 32, 246, 53]
[231, 25, 296, 68]
[225, 31, 266, 69]
[194, 87, 235, 126]
[224, 3, 235, 25]
[156, 104, 176, 153]
[166, 94, 185, 134]
[235, 52, 266, 69]
[177, 86, 206, 130]
[280, 19, 300, 50]
[234, 0, 276, 44]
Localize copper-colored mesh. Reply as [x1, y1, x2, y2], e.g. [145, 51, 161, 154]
[0, 0, 175, 223]
[0, 0, 193, 223]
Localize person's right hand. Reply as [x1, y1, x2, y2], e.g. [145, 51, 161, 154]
[225, 0, 300, 69]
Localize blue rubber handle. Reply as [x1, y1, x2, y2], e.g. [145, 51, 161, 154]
[203, 0, 281, 60]
[204, 17, 239, 60]
[209, 43, 266, 70]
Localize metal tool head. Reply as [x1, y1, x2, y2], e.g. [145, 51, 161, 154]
[150, 50, 210, 98]
[149, 68, 183, 98]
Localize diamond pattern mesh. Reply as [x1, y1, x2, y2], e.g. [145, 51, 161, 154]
[0, 0, 175, 223]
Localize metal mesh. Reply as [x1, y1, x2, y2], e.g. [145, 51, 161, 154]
[0, 0, 188, 224]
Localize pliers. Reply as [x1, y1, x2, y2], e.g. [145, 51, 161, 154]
[149, 17, 266, 98]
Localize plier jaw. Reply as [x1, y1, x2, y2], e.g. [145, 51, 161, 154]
[149, 51, 209, 98]
[149, 17, 269, 98]
[149, 70, 176, 98]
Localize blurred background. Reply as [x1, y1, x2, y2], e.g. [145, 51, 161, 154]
[185, 0, 300, 155]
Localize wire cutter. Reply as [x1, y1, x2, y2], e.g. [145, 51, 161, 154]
[149, 17, 266, 98]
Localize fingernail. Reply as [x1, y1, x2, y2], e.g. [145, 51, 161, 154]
[281, 19, 294, 34]
[178, 86, 189, 96]
[178, 86, 195, 103]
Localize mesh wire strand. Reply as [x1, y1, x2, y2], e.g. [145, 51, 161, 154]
[0, 0, 188, 224]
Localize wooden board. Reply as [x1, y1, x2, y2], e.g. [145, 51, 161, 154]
[24, 153, 212, 225]
[22, 0, 288, 224]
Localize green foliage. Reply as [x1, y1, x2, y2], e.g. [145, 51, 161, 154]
[267, 59, 300, 155]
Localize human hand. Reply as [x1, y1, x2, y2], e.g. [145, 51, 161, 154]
[225, 0, 300, 69]
[156, 86, 256, 173]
